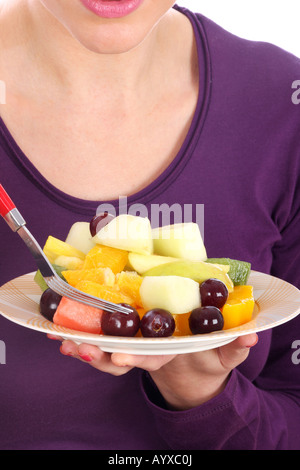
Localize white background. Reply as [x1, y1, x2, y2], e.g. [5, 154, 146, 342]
[176, 1, 300, 58]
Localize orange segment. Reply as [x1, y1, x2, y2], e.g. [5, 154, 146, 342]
[134, 308, 147, 337]
[116, 271, 143, 307]
[75, 280, 134, 306]
[62, 267, 115, 288]
[221, 285, 254, 330]
[136, 307, 147, 319]
[173, 312, 192, 336]
[83, 245, 128, 274]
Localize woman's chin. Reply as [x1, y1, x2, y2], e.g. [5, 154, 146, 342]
[70, 24, 152, 55]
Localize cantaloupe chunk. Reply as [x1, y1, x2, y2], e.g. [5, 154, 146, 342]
[221, 285, 254, 330]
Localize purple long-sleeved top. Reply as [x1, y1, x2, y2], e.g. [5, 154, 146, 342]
[0, 6, 299, 450]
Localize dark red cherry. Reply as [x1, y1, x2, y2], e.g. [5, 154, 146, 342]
[200, 278, 229, 309]
[189, 306, 224, 334]
[40, 288, 62, 321]
[90, 212, 114, 237]
[101, 304, 140, 337]
[140, 309, 175, 338]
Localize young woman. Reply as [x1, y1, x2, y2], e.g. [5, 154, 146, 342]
[0, 0, 299, 450]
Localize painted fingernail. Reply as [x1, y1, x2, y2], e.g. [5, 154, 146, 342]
[48, 334, 58, 340]
[79, 353, 93, 362]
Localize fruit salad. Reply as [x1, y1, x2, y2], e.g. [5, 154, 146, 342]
[35, 214, 255, 338]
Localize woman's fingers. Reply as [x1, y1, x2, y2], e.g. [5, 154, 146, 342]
[58, 339, 177, 375]
[47, 334, 63, 340]
[55, 333, 258, 380]
[218, 333, 258, 370]
[111, 353, 176, 371]
[59, 340, 133, 376]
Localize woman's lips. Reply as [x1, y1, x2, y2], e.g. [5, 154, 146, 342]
[80, 0, 144, 18]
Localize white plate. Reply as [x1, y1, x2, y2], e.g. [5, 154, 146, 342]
[0, 271, 299, 355]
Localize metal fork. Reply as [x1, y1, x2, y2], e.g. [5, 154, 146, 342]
[0, 184, 131, 314]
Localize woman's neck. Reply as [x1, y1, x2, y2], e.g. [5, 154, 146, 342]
[0, 0, 199, 201]
[0, 0, 187, 105]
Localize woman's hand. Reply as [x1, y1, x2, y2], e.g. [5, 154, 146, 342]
[54, 336, 177, 376]
[148, 333, 258, 410]
[51, 332, 258, 410]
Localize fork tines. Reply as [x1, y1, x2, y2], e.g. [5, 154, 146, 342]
[46, 275, 132, 314]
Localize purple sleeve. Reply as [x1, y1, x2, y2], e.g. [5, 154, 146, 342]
[140, 320, 300, 451]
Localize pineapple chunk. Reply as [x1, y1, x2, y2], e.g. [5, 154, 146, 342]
[43, 236, 86, 264]
[54, 255, 84, 270]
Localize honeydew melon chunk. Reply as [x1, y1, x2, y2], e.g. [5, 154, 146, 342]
[93, 214, 153, 255]
[152, 223, 207, 262]
[140, 276, 201, 314]
[65, 222, 96, 255]
[144, 260, 234, 293]
[127, 253, 179, 275]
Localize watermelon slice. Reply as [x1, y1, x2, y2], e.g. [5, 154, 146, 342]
[53, 297, 103, 334]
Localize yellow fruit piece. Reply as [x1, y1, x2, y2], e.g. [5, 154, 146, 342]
[211, 263, 230, 274]
[83, 245, 128, 274]
[75, 280, 134, 306]
[43, 236, 86, 263]
[221, 285, 255, 330]
[116, 271, 143, 307]
[62, 267, 115, 288]
[54, 255, 84, 270]
[173, 312, 191, 336]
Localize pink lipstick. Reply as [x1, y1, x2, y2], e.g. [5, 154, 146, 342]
[80, 0, 144, 18]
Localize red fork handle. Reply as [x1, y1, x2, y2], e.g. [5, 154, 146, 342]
[0, 184, 16, 217]
[0, 184, 26, 231]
